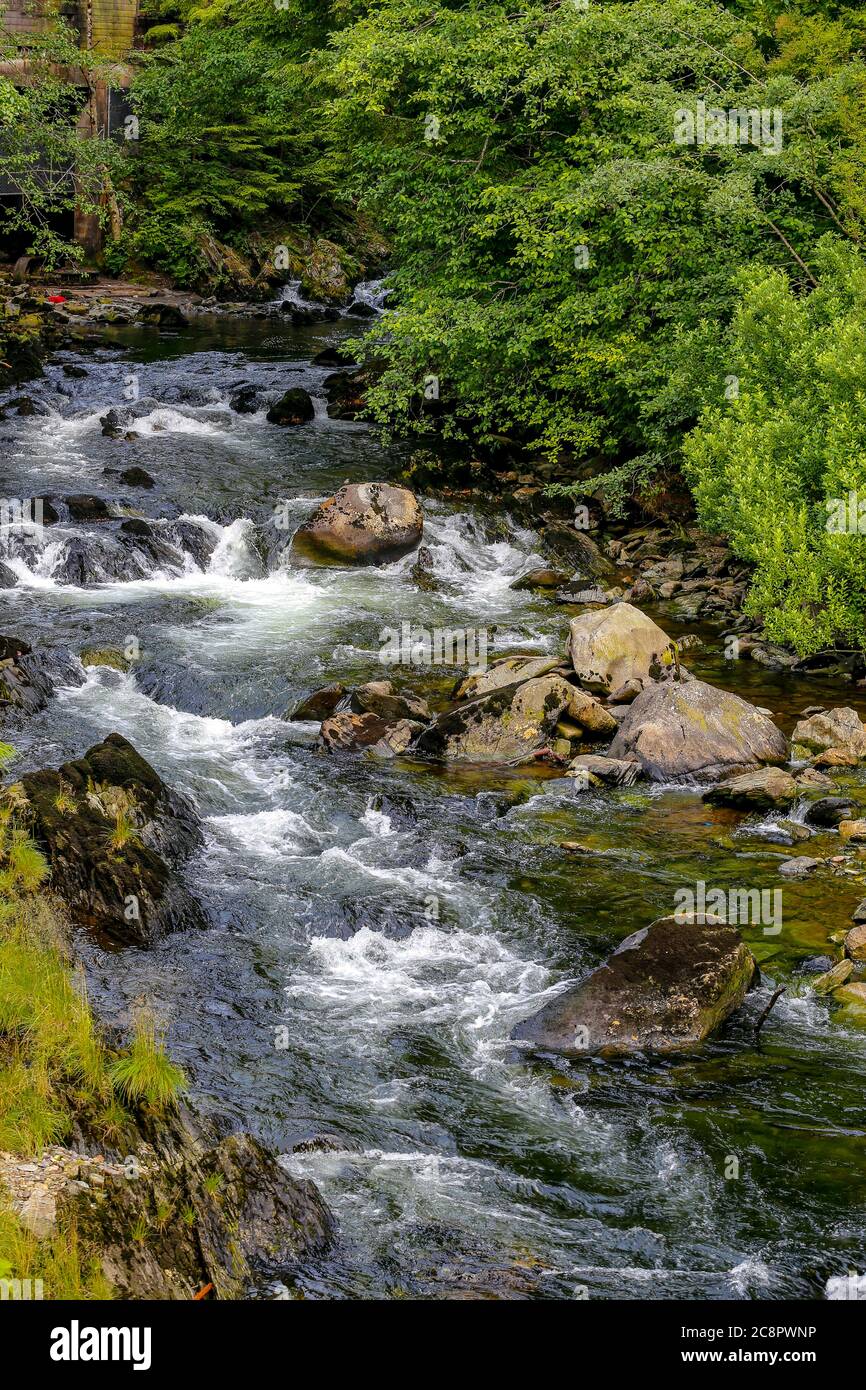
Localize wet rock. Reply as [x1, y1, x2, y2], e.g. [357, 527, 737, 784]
[319, 710, 395, 751]
[136, 302, 189, 328]
[323, 368, 369, 420]
[778, 856, 822, 877]
[609, 678, 787, 782]
[0, 560, 17, 588]
[812, 747, 860, 770]
[266, 387, 315, 426]
[791, 707, 866, 758]
[72, 1110, 333, 1299]
[703, 768, 798, 812]
[833, 982, 866, 1011]
[844, 924, 866, 961]
[312, 347, 356, 368]
[289, 683, 347, 721]
[511, 913, 756, 1058]
[166, 518, 219, 570]
[839, 819, 866, 843]
[566, 754, 642, 786]
[803, 797, 856, 828]
[0, 638, 84, 720]
[608, 678, 643, 704]
[349, 679, 430, 723]
[7, 733, 206, 946]
[413, 674, 576, 764]
[65, 494, 117, 523]
[229, 383, 266, 414]
[853, 899, 866, 924]
[510, 567, 571, 591]
[119, 466, 155, 489]
[568, 603, 677, 695]
[812, 959, 853, 995]
[370, 718, 425, 757]
[290, 482, 423, 567]
[555, 584, 611, 606]
[346, 299, 377, 318]
[795, 955, 835, 975]
[79, 647, 132, 672]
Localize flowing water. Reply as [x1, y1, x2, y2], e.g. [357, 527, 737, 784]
[2, 313, 866, 1300]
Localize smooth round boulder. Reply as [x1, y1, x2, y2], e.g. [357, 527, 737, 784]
[266, 387, 315, 426]
[290, 483, 423, 567]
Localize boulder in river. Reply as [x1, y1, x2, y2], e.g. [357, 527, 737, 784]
[844, 923, 866, 961]
[609, 677, 788, 782]
[136, 302, 189, 329]
[266, 387, 315, 426]
[413, 674, 575, 764]
[791, 707, 866, 759]
[6, 733, 206, 946]
[289, 682, 348, 722]
[511, 913, 756, 1058]
[349, 679, 430, 724]
[803, 796, 856, 828]
[290, 482, 423, 566]
[510, 567, 572, 591]
[453, 655, 561, 702]
[568, 603, 677, 695]
[566, 754, 643, 787]
[319, 710, 399, 751]
[703, 767, 798, 811]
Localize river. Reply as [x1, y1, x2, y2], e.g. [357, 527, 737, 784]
[2, 310, 865, 1300]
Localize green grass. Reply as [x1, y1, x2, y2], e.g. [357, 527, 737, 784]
[108, 1012, 187, 1110]
[0, 1202, 114, 1301]
[104, 810, 142, 854]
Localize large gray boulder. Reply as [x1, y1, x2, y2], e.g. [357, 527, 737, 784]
[568, 603, 677, 694]
[290, 482, 423, 566]
[511, 914, 756, 1058]
[609, 678, 788, 781]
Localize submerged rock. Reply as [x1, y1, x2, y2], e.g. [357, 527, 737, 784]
[703, 767, 798, 811]
[568, 603, 677, 695]
[290, 482, 423, 566]
[511, 913, 756, 1058]
[7, 733, 206, 946]
[609, 678, 788, 782]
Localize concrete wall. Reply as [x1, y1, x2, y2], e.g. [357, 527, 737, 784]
[0, 1, 139, 58]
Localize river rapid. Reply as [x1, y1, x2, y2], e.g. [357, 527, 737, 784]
[2, 310, 865, 1300]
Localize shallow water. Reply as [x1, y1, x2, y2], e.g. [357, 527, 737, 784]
[2, 314, 866, 1300]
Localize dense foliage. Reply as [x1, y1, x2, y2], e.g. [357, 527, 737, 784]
[3, 1, 866, 652]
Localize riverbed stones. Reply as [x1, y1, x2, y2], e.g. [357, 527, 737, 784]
[510, 567, 571, 591]
[452, 655, 561, 702]
[778, 855, 822, 877]
[608, 677, 788, 782]
[568, 603, 677, 695]
[290, 683, 347, 721]
[6, 733, 206, 946]
[812, 959, 853, 995]
[703, 767, 798, 812]
[266, 387, 315, 426]
[290, 482, 423, 566]
[803, 796, 856, 828]
[413, 674, 575, 764]
[511, 913, 756, 1058]
[791, 707, 866, 759]
[844, 924, 866, 961]
[566, 754, 642, 786]
[349, 679, 430, 724]
[319, 710, 395, 751]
